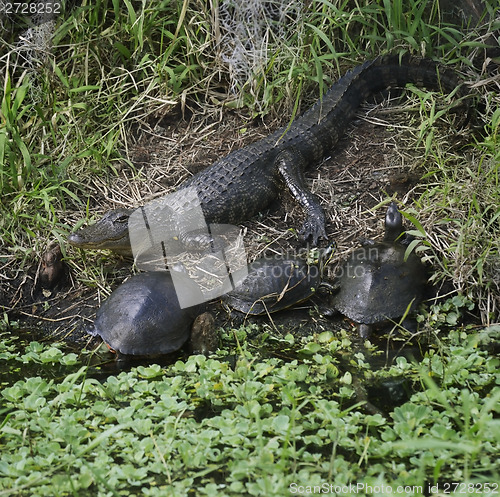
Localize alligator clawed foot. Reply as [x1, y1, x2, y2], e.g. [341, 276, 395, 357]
[299, 220, 328, 246]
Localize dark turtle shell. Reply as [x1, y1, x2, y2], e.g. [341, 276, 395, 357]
[223, 255, 323, 315]
[332, 242, 426, 324]
[91, 272, 203, 355]
[332, 202, 426, 327]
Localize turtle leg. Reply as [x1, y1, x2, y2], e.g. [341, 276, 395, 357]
[276, 149, 327, 245]
[358, 323, 372, 339]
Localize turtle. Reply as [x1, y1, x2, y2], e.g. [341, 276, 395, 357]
[90, 271, 216, 357]
[331, 202, 427, 338]
[223, 245, 334, 316]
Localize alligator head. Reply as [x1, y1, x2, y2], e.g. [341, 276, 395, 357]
[68, 208, 134, 256]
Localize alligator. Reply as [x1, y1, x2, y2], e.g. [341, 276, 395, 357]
[68, 54, 468, 255]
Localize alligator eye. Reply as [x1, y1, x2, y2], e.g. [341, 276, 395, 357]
[116, 215, 129, 223]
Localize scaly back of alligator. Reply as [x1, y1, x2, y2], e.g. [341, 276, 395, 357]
[275, 53, 464, 163]
[184, 54, 466, 226]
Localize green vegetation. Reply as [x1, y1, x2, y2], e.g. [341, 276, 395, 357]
[1, 319, 499, 496]
[1, 0, 499, 495]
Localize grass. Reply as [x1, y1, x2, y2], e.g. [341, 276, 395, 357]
[1, 0, 500, 494]
[395, 91, 500, 323]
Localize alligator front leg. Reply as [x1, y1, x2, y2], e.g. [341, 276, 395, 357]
[276, 149, 327, 245]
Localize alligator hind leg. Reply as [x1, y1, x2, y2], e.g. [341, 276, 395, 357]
[276, 148, 327, 245]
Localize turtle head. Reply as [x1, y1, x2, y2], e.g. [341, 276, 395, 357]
[383, 202, 405, 242]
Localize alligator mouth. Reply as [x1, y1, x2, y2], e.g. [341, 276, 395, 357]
[68, 231, 131, 253]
